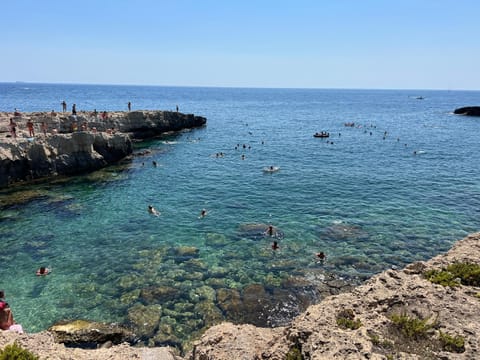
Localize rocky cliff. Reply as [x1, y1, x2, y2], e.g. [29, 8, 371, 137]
[0, 110, 206, 187]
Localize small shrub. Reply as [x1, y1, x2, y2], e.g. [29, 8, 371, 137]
[336, 308, 362, 330]
[439, 331, 465, 353]
[369, 334, 394, 350]
[425, 262, 480, 287]
[390, 313, 433, 340]
[286, 344, 304, 360]
[0, 341, 39, 360]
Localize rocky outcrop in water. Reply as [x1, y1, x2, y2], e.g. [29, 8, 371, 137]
[0, 110, 206, 188]
[454, 106, 480, 116]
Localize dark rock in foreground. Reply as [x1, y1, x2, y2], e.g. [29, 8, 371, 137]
[454, 106, 480, 116]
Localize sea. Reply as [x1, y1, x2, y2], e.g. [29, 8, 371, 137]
[1, 83, 480, 347]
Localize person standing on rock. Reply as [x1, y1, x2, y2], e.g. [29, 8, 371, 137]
[128, 102, 131, 111]
[26, 119, 35, 137]
[9, 118, 17, 140]
[41, 122, 48, 137]
[72, 104, 77, 115]
[61, 100, 67, 112]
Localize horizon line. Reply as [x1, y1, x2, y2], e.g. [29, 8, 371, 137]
[1, 81, 478, 92]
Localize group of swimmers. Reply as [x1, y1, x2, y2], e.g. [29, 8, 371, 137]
[264, 225, 327, 262]
[148, 205, 208, 219]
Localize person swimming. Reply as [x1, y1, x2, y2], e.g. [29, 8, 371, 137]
[199, 208, 207, 218]
[263, 166, 280, 173]
[148, 205, 160, 217]
[271, 240, 279, 250]
[264, 225, 275, 237]
[36, 267, 50, 276]
[316, 252, 326, 262]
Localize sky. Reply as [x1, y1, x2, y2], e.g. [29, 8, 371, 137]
[1, 0, 479, 90]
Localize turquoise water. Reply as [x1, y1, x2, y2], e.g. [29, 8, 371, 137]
[1, 84, 480, 346]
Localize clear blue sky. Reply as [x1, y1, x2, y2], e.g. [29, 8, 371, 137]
[2, 0, 479, 90]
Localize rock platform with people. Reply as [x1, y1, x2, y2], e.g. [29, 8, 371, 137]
[0, 110, 207, 188]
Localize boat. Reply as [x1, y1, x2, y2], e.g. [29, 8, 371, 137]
[313, 132, 330, 138]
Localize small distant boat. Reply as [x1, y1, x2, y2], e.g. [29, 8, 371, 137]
[415, 96, 425, 100]
[313, 132, 330, 138]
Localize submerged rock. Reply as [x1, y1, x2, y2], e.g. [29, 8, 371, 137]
[127, 303, 162, 339]
[140, 285, 181, 304]
[237, 223, 283, 240]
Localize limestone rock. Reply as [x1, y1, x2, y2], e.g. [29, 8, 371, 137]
[48, 319, 135, 347]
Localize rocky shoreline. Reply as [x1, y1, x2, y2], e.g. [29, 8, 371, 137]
[0, 110, 206, 188]
[1, 232, 479, 359]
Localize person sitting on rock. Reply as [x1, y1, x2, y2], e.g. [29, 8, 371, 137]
[0, 301, 23, 333]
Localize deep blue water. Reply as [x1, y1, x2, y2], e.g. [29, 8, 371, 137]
[1, 83, 480, 345]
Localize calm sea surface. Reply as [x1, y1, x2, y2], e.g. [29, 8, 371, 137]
[1, 83, 479, 345]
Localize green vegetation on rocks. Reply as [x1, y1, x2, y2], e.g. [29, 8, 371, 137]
[336, 308, 362, 330]
[439, 331, 465, 353]
[425, 262, 480, 287]
[389, 313, 434, 339]
[0, 342, 39, 360]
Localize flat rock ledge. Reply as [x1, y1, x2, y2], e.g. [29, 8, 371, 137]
[1, 232, 479, 359]
[0, 110, 206, 188]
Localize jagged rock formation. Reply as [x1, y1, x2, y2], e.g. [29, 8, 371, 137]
[0, 110, 206, 187]
[454, 106, 480, 116]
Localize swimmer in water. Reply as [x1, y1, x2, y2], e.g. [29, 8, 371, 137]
[36, 267, 50, 276]
[271, 240, 279, 250]
[199, 208, 207, 218]
[148, 205, 160, 217]
[264, 225, 275, 237]
[316, 252, 326, 262]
